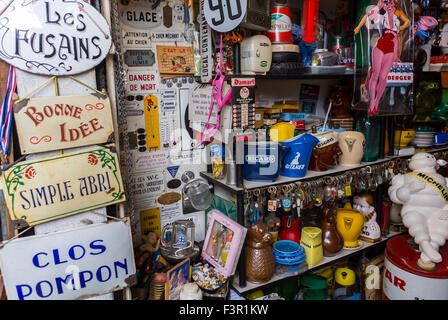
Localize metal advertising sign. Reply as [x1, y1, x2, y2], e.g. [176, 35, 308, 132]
[124, 50, 156, 67]
[126, 70, 158, 94]
[0, 0, 112, 75]
[120, 4, 163, 30]
[14, 94, 114, 154]
[1, 146, 126, 226]
[204, 0, 248, 33]
[0, 220, 136, 300]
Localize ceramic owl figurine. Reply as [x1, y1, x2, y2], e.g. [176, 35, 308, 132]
[244, 221, 276, 284]
[388, 152, 448, 270]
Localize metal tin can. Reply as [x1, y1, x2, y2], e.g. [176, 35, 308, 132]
[266, 5, 292, 44]
[383, 235, 448, 300]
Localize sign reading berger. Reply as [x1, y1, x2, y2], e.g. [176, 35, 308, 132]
[14, 94, 114, 154]
[0, 220, 136, 300]
[1, 146, 126, 226]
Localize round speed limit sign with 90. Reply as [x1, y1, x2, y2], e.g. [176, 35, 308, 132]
[204, 0, 248, 33]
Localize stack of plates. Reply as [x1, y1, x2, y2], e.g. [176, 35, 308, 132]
[273, 240, 306, 266]
[412, 131, 435, 148]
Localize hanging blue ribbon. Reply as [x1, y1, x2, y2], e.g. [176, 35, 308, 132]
[0, 65, 17, 156]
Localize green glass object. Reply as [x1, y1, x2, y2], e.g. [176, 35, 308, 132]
[356, 116, 380, 162]
[301, 274, 328, 300]
[415, 81, 439, 121]
[431, 88, 448, 121]
[354, 0, 371, 68]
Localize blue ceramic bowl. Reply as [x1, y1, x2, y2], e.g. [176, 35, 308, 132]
[273, 240, 303, 256]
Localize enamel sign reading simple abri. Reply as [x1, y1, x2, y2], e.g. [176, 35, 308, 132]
[0, 0, 112, 75]
[0, 220, 136, 300]
[14, 94, 114, 154]
[0, 146, 126, 226]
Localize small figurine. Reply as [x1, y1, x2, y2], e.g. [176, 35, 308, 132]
[328, 85, 352, 119]
[388, 152, 448, 270]
[135, 231, 162, 287]
[245, 221, 276, 284]
[180, 283, 203, 300]
[320, 201, 344, 256]
[354, 0, 411, 115]
[353, 192, 382, 242]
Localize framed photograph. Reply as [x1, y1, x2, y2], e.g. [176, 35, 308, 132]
[202, 210, 247, 278]
[165, 258, 191, 300]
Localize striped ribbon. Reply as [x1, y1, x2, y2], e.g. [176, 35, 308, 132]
[0, 65, 17, 156]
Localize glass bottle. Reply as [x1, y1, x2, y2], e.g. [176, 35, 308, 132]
[356, 116, 380, 162]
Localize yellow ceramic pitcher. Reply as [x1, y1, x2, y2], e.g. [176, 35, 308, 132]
[300, 227, 323, 267]
[336, 203, 364, 248]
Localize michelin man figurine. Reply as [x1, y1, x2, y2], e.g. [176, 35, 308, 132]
[388, 153, 448, 270]
[353, 192, 381, 243]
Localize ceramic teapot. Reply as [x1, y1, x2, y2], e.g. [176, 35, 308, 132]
[338, 131, 366, 167]
[245, 221, 276, 284]
[320, 201, 344, 256]
[336, 202, 364, 248]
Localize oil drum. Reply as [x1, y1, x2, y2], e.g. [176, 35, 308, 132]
[383, 234, 448, 300]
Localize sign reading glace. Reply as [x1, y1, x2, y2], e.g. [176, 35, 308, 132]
[14, 94, 115, 154]
[0, 0, 112, 75]
[1, 146, 126, 226]
[0, 220, 136, 300]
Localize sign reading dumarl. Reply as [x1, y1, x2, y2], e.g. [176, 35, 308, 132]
[1, 146, 126, 226]
[14, 94, 114, 154]
[0, 220, 136, 300]
[0, 0, 112, 75]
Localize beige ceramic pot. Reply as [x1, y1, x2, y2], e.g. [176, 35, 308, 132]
[338, 131, 366, 167]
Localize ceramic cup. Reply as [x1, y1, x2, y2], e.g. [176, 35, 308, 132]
[338, 131, 366, 167]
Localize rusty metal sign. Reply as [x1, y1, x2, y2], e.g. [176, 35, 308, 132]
[1, 146, 126, 226]
[0, 219, 136, 300]
[14, 94, 114, 154]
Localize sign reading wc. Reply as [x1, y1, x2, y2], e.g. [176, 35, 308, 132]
[0, 0, 112, 75]
[0, 220, 136, 300]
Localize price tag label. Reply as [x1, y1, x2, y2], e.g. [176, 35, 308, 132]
[204, 0, 248, 32]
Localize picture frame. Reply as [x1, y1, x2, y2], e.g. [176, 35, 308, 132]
[202, 210, 247, 278]
[165, 257, 191, 300]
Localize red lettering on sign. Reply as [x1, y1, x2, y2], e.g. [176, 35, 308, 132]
[385, 267, 406, 291]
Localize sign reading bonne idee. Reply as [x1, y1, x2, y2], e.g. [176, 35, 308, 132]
[14, 94, 114, 154]
[1, 146, 126, 226]
[0, 220, 136, 300]
[0, 0, 112, 75]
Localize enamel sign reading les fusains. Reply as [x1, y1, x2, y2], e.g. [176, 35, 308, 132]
[0, 220, 136, 300]
[14, 94, 114, 154]
[0, 0, 112, 75]
[1, 146, 126, 226]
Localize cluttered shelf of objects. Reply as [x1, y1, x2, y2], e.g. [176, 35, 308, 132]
[224, 68, 361, 81]
[231, 230, 404, 296]
[201, 144, 448, 193]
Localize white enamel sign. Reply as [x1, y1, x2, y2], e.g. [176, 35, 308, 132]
[204, 0, 247, 33]
[0, 220, 136, 300]
[120, 4, 163, 30]
[0, 0, 112, 75]
[199, 0, 212, 83]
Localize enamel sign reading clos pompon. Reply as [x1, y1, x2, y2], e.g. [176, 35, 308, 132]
[0, 146, 126, 226]
[0, 0, 112, 75]
[0, 220, 136, 300]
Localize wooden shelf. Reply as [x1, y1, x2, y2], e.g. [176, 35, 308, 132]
[225, 69, 359, 81]
[230, 231, 404, 296]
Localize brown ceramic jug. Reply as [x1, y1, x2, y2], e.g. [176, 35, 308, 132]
[245, 221, 276, 284]
[309, 141, 342, 171]
[320, 201, 344, 257]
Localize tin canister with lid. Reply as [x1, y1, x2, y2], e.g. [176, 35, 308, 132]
[383, 235, 448, 300]
[266, 4, 293, 44]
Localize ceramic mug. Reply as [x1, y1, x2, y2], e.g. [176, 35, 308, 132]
[338, 131, 366, 167]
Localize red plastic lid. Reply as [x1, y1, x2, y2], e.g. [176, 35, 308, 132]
[385, 235, 448, 279]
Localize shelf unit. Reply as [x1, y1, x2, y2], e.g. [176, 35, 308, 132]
[231, 231, 403, 296]
[201, 144, 448, 293]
